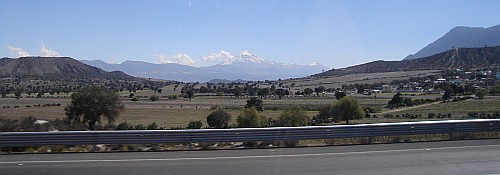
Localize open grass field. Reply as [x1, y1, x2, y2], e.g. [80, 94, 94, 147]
[382, 96, 500, 117]
[281, 70, 441, 89]
[2, 91, 498, 129]
[0, 95, 325, 128]
[0, 67, 497, 130]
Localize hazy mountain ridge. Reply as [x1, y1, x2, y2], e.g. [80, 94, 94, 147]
[0, 57, 135, 80]
[81, 51, 329, 82]
[404, 25, 500, 60]
[207, 79, 249, 84]
[317, 46, 500, 77]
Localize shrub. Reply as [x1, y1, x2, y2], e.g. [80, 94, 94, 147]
[134, 124, 146, 130]
[245, 97, 263, 112]
[277, 105, 309, 127]
[115, 122, 134, 130]
[131, 96, 139, 101]
[428, 113, 436, 119]
[315, 104, 334, 124]
[187, 120, 203, 129]
[237, 107, 267, 128]
[149, 95, 160, 101]
[147, 122, 158, 130]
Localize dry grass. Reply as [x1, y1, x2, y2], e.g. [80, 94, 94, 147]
[1, 95, 499, 129]
[281, 70, 441, 89]
[0, 96, 321, 128]
[382, 97, 500, 117]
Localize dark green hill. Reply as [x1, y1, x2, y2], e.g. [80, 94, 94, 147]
[0, 57, 136, 80]
[317, 46, 500, 77]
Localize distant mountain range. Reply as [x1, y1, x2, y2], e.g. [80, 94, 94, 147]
[0, 57, 135, 80]
[7, 25, 497, 82]
[404, 25, 500, 60]
[317, 46, 500, 77]
[81, 50, 330, 82]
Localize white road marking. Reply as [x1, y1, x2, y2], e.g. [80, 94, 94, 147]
[2, 144, 500, 164]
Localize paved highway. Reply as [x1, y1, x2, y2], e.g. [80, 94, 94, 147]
[2, 139, 500, 175]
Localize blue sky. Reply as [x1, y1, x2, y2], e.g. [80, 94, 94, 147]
[1, 0, 499, 68]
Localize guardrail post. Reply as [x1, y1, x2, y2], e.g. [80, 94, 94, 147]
[368, 126, 373, 144]
[189, 131, 195, 150]
[449, 123, 456, 141]
[91, 132, 98, 152]
[0, 133, 2, 154]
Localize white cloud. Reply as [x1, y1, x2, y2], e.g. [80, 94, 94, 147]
[202, 50, 234, 62]
[157, 53, 195, 66]
[40, 44, 60, 57]
[7, 46, 30, 57]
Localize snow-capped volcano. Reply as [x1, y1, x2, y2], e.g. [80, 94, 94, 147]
[81, 50, 330, 82]
[222, 50, 270, 65]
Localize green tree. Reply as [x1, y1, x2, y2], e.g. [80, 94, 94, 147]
[270, 85, 277, 93]
[334, 91, 346, 100]
[186, 89, 194, 101]
[237, 107, 267, 128]
[275, 88, 286, 100]
[314, 87, 324, 97]
[403, 97, 414, 106]
[64, 87, 124, 130]
[490, 85, 500, 96]
[277, 105, 310, 127]
[303, 88, 314, 96]
[206, 108, 232, 128]
[258, 88, 270, 98]
[315, 104, 335, 124]
[316, 86, 326, 94]
[245, 97, 263, 112]
[388, 92, 404, 107]
[475, 89, 488, 99]
[332, 96, 364, 124]
[441, 84, 455, 100]
[442, 89, 453, 100]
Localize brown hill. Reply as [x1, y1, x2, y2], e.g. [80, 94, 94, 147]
[317, 46, 500, 77]
[0, 57, 136, 80]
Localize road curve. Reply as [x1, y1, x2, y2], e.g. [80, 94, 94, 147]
[2, 139, 500, 175]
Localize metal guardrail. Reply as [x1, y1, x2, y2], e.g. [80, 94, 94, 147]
[1, 119, 499, 147]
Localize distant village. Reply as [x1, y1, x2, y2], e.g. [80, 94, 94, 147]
[362, 68, 500, 95]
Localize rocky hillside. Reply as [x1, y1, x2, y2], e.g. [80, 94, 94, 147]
[405, 25, 500, 60]
[317, 46, 500, 77]
[0, 57, 136, 80]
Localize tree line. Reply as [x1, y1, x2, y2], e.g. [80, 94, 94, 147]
[34, 87, 365, 131]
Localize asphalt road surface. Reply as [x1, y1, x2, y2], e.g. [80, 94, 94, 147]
[2, 139, 500, 175]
